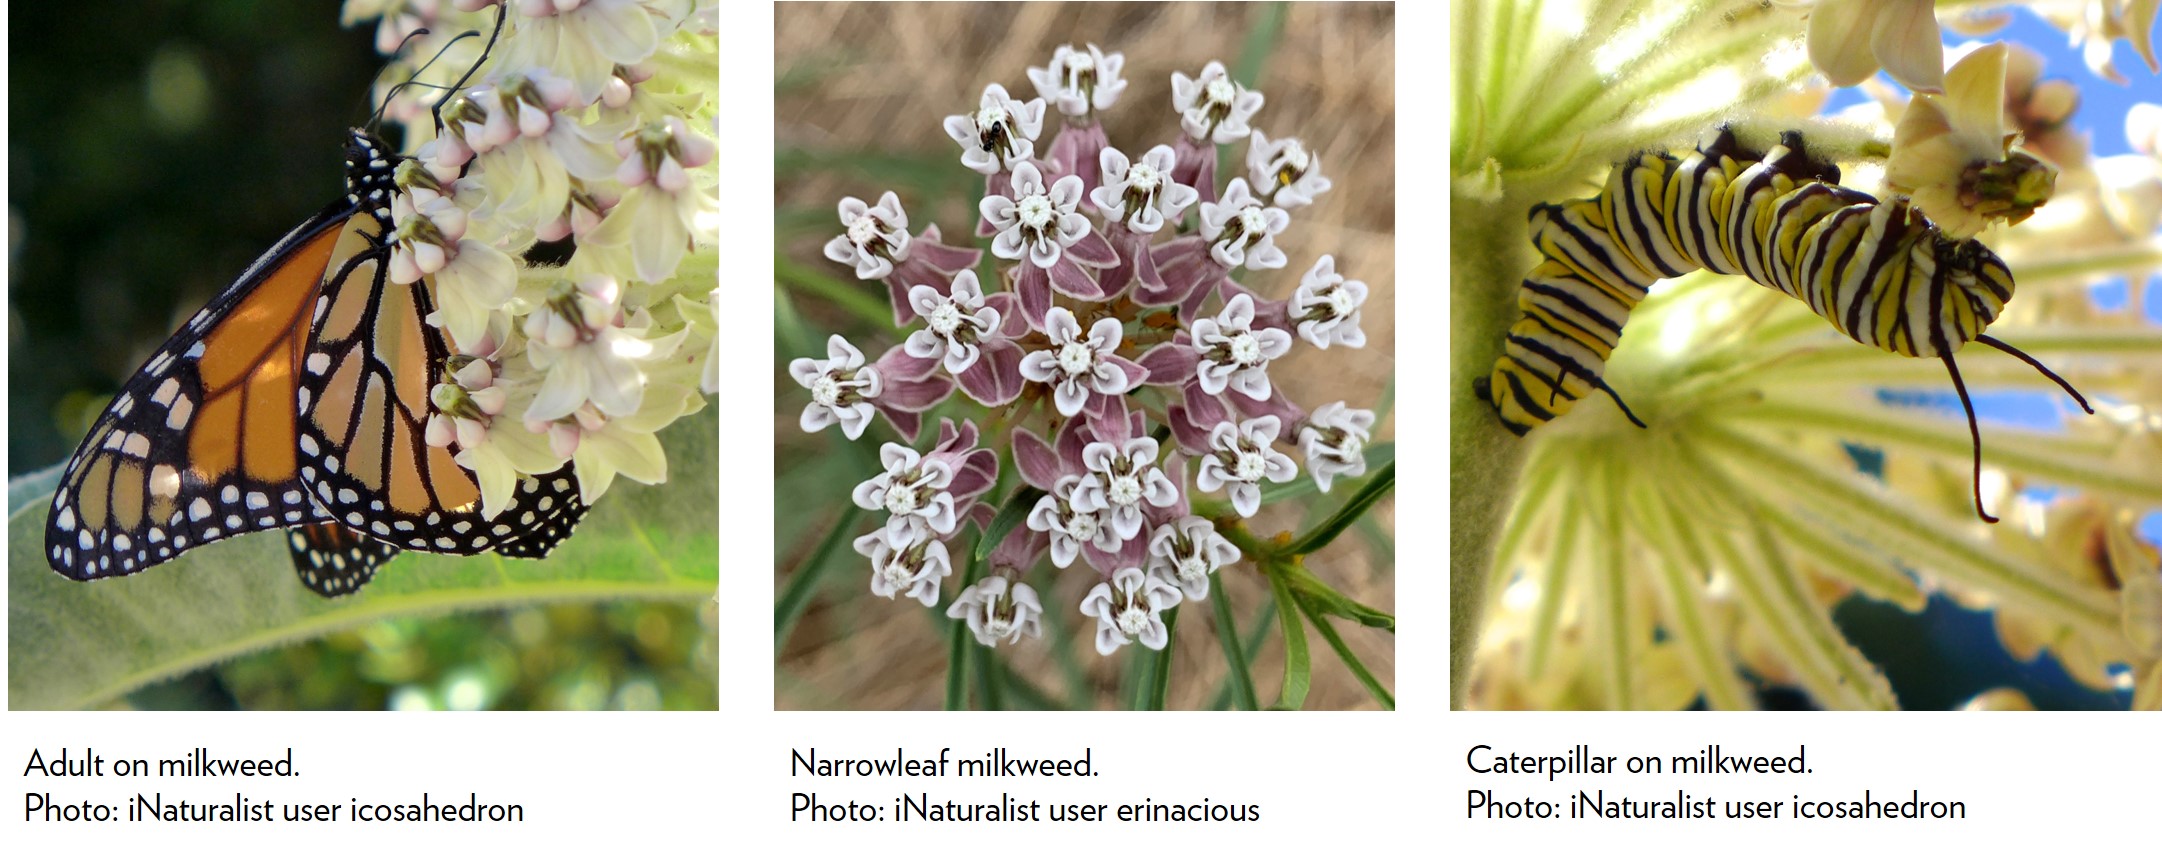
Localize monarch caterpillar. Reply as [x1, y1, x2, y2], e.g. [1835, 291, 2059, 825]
[43, 10, 589, 597]
[1472, 128, 2090, 523]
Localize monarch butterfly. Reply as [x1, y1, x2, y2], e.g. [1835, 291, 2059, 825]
[44, 14, 588, 597]
[1472, 128, 2092, 523]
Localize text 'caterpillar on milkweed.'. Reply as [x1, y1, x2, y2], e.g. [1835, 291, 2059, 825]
[1472, 128, 2090, 522]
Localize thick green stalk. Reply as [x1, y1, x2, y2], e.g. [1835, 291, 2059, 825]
[1450, 191, 1539, 707]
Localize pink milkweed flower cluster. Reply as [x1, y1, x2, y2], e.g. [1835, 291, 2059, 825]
[789, 47, 1381, 656]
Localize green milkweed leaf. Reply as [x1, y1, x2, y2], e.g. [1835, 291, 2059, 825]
[7, 407, 718, 710]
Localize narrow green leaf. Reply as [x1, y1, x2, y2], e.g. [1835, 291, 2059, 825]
[9, 408, 718, 710]
[774, 504, 862, 653]
[1288, 462, 1394, 555]
[1254, 442, 1393, 507]
[975, 487, 1043, 562]
[984, 654, 1060, 710]
[1355, 513, 1395, 567]
[1209, 573, 1259, 711]
[1284, 564, 1395, 630]
[774, 252, 893, 328]
[774, 283, 816, 359]
[1232, 2, 1288, 91]
[1207, 596, 1275, 711]
[1264, 562, 1311, 710]
[1296, 594, 1394, 710]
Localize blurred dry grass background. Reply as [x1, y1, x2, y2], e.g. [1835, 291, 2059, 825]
[775, 1, 1395, 710]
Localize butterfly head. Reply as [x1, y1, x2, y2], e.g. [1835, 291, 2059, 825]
[343, 129, 399, 206]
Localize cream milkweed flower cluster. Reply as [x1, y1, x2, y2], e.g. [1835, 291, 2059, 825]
[1455, 1, 2162, 710]
[341, 0, 719, 518]
[790, 46, 1385, 657]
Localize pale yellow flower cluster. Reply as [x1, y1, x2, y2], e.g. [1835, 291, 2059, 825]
[342, 0, 720, 517]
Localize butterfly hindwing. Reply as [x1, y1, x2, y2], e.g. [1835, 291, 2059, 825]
[293, 172, 583, 555]
[288, 521, 400, 597]
[491, 464, 590, 559]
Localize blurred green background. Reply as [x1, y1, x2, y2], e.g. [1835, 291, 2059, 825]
[8, 1, 717, 710]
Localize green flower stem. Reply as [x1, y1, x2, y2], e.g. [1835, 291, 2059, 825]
[1756, 501, 1928, 611]
[1215, 517, 1280, 558]
[1675, 448, 1897, 709]
[1488, 446, 1560, 576]
[1263, 561, 1312, 710]
[774, 505, 860, 653]
[1141, 606, 1179, 711]
[1590, 457, 1635, 709]
[985, 655, 1059, 710]
[1296, 592, 1395, 710]
[1634, 488, 1754, 710]
[1700, 425, 2120, 635]
[975, 624, 1004, 711]
[1730, 401, 2162, 505]
[1524, 493, 1587, 680]
[1038, 591, 1093, 706]
[1209, 573, 1261, 711]
[943, 548, 984, 711]
[1287, 462, 1394, 555]
[1733, 327, 2162, 388]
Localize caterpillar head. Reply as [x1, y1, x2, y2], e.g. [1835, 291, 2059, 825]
[1931, 227, 2016, 336]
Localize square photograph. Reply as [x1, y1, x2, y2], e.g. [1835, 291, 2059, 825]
[774, 1, 1397, 710]
[1449, 0, 2162, 710]
[7, 0, 720, 710]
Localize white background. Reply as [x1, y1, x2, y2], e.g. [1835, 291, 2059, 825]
[7, 2, 2159, 851]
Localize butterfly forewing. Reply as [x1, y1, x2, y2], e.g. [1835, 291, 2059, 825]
[44, 206, 358, 581]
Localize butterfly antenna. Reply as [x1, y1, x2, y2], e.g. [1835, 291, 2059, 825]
[1941, 353, 1998, 524]
[1975, 334, 2094, 414]
[429, 2, 508, 136]
[364, 22, 493, 134]
[356, 27, 433, 129]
